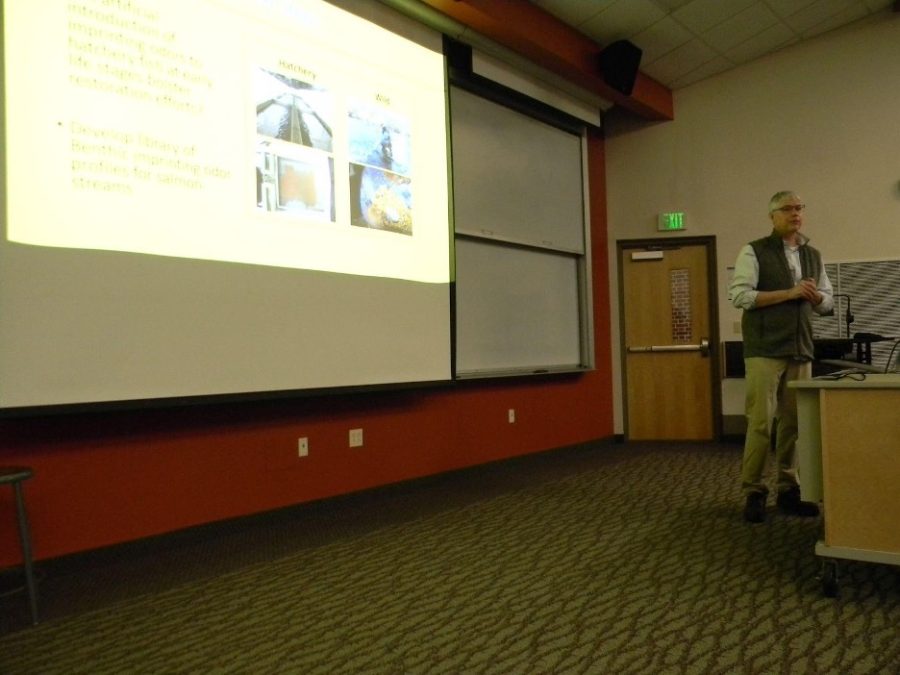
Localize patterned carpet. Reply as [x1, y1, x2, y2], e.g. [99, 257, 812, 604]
[1, 441, 898, 674]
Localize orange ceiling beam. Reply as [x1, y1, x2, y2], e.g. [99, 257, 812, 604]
[418, 0, 674, 120]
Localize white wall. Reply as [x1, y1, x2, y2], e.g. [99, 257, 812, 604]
[604, 13, 900, 432]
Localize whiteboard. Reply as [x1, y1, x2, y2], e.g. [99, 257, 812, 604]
[450, 86, 585, 253]
[455, 238, 584, 374]
[450, 82, 592, 377]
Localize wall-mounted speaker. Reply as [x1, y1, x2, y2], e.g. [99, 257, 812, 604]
[599, 40, 643, 96]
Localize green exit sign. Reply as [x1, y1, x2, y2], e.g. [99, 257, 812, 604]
[658, 212, 685, 231]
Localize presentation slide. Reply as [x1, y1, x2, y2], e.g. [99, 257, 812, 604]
[5, 0, 449, 282]
[0, 0, 453, 410]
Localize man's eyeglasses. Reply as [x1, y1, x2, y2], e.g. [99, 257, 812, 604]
[772, 204, 805, 213]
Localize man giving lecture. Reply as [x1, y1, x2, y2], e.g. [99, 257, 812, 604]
[729, 191, 834, 523]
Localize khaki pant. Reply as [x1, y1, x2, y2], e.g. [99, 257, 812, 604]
[741, 357, 811, 496]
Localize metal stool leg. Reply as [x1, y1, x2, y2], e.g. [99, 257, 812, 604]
[12, 481, 39, 625]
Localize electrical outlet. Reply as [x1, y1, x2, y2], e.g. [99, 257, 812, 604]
[508, 408, 516, 423]
[349, 428, 364, 447]
[298, 437, 309, 457]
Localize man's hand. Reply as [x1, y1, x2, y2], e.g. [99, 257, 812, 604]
[755, 278, 822, 308]
[793, 278, 822, 305]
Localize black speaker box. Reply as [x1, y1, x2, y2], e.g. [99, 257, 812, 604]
[599, 40, 643, 96]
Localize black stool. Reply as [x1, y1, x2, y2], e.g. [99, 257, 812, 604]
[1, 467, 39, 625]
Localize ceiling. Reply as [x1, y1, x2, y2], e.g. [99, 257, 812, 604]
[527, 0, 897, 90]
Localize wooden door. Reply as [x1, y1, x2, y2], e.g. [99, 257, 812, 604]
[621, 242, 717, 440]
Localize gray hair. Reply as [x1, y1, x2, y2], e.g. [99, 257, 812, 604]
[769, 191, 799, 212]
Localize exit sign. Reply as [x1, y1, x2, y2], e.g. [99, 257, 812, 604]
[658, 212, 685, 231]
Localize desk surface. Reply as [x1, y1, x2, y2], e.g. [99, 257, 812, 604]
[790, 373, 900, 390]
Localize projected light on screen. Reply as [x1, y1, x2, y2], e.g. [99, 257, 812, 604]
[0, 0, 452, 410]
[4, 0, 449, 283]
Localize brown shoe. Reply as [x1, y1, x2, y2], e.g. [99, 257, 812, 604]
[776, 487, 820, 517]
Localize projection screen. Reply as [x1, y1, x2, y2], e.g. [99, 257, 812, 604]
[0, 0, 452, 411]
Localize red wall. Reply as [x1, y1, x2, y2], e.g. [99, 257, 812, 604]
[0, 131, 613, 566]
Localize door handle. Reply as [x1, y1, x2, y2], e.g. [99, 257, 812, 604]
[628, 338, 710, 357]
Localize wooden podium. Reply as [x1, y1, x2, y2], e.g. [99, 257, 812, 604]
[791, 373, 900, 596]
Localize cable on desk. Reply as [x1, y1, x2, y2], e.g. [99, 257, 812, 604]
[815, 370, 868, 381]
[882, 340, 899, 373]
